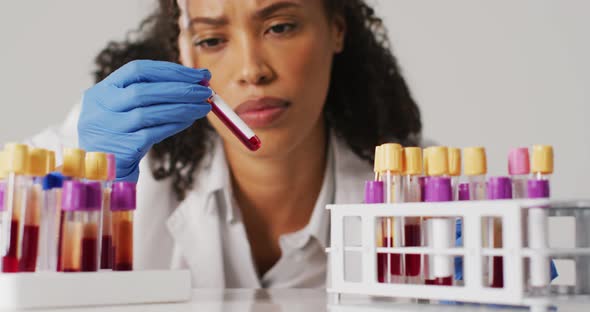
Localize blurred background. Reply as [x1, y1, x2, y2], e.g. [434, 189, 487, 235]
[0, 0, 588, 199]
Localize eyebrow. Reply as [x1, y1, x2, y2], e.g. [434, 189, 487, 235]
[254, 1, 302, 19]
[190, 16, 229, 27]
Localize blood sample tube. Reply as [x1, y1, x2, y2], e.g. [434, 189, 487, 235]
[373, 145, 387, 283]
[100, 154, 116, 270]
[81, 182, 102, 272]
[424, 176, 454, 286]
[19, 148, 48, 272]
[111, 182, 136, 271]
[487, 177, 513, 288]
[508, 147, 530, 199]
[60, 180, 86, 273]
[84, 152, 108, 270]
[447, 147, 461, 200]
[39, 172, 63, 271]
[1, 143, 29, 273]
[365, 180, 384, 282]
[57, 148, 85, 271]
[527, 179, 551, 295]
[380, 143, 404, 283]
[402, 147, 423, 283]
[423, 146, 449, 285]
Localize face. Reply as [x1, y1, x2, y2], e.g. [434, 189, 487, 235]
[178, 0, 344, 158]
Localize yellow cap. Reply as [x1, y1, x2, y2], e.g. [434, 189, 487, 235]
[62, 148, 86, 179]
[531, 145, 553, 174]
[381, 143, 403, 173]
[448, 147, 461, 176]
[426, 146, 449, 176]
[373, 145, 383, 174]
[0, 150, 7, 179]
[46, 151, 56, 173]
[463, 147, 487, 176]
[403, 147, 423, 176]
[4, 143, 29, 175]
[26, 148, 49, 177]
[85, 152, 108, 181]
[423, 147, 430, 176]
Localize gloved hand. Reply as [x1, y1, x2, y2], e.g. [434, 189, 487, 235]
[79, 60, 212, 182]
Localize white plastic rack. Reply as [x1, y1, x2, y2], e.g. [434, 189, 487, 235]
[326, 199, 590, 311]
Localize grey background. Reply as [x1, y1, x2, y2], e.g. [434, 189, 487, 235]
[0, 0, 588, 199]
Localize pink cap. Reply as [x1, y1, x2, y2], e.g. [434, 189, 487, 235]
[106, 154, 116, 181]
[85, 182, 102, 211]
[424, 176, 452, 202]
[458, 183, 470, 201]
[111, 182, 137, 211]
[62, 181, 86, 212]
[364, 181, 384, 204]
[0, 183, 5, 212]
[508, 147, 530, 175]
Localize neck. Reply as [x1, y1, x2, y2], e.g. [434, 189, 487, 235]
[225, 121, 327, 231]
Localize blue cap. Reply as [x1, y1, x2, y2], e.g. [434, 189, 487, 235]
[42, 172, 64, 191]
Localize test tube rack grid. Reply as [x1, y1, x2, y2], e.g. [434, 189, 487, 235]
[326, 199, 590, 312]
[0, 270, 192, 309]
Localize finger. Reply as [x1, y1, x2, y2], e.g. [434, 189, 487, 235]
[102, 60, 211, 88]
[122, 103, 211, 132]
[106, 82, 212, 112]
[135, 121, 195, 152]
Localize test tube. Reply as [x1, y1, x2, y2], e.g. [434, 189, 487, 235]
[373, 146, 387, 283]
[60, 180, 85, 272]
[487, 177, 513, 288]
[39, 172, 63, 271]
[508, 147, 530, 199]
[84, 152, 108, 270]
[423, 146, 449, 285]
[380, 143, 404, 283]
[100, 154, 116, 270]
[111, 182, 136, 271]
[424, 176, 454, 286]
[57, 148, 86, 271]
[527, 179, 551, 294]
[365, 180, 384, 282]
[81, 182, 102, 271]
[402, 147, 423, 283]
[19, 148, 48, 272]
[447, 147, 461, 201]
[0, 151, 7, 266]
[1, 144, 29, 273]
[531, 145, 553, 182]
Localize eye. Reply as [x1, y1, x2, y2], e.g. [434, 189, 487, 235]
[267, 23, 297, 35]
[194, 38, 225, 48]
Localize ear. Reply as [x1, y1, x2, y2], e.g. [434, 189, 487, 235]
[331, 14, 346, 53]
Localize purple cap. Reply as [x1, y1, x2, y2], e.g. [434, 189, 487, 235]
[106, 154, 116, 181]
[364, 180, 384, 204]
[0, 183, 5, 212]
[508, 148, 530, 175]
[487, 176, 513, 200]
[527, 179, 550, 199]
[418, 177, 427, 202]
[61, 181, 86, 212]
[458, 183, 470, 201]
[85, 182, 102, 211]
[111, 182, 137, 211]
[424, 176, 452, 202]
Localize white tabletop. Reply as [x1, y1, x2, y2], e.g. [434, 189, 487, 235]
[35, 289, 588, 312]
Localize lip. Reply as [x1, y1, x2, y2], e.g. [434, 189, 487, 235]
[235, 97, 290, 128]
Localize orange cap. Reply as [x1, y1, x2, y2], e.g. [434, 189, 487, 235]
[46, 151, 56, 173]
[381, 143, 403, 173]
[62, 148, 86, 179]
[85, 152, 108, 181]
[4, 143, 29, 175]
[448, 147, 461, 176]
[373, 145, 383, 174]
[426, 146, 448, 176]
[531, 145, 553, 174]
[463, 147, 487, 176]
[27, 148, 49, 177]
[403, 147, 423, 176]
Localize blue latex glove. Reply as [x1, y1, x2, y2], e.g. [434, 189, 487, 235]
[454, 218, 558, 281]
[79, 60, 212, 182]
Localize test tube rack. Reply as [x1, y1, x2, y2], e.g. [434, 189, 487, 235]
[326, 199, 590, 312]
[0, 270, 191, 309]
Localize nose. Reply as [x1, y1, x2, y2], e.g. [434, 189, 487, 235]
[234, 36, 275, 86]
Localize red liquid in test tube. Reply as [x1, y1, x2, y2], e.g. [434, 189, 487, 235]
[19, 225, 40, 272]
[1, 219, 20, 272]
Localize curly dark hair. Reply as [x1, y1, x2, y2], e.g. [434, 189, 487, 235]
[93, 0, 422, 200]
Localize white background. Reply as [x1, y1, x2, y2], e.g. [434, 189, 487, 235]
[0, 0, 588, 199]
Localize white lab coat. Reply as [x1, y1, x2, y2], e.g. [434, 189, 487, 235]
[27, 104, 374, 287]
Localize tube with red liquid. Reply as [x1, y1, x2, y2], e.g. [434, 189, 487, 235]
[111, 182, 136, 271]
[487, 177, 513, 288]
[198, 81, 261, 151]
[402, 147, 423, 284]
[100, 154, 116, 270]
[364, 180, 384, 282]
[424, 176, 454, 286]
[60, 180, 86, 273]
[1, 144, 30, 273]
[80, 182, 102, 272]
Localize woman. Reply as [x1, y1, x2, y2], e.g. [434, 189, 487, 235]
[31, 0, 421, 287]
